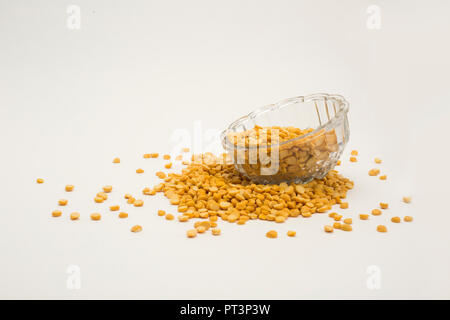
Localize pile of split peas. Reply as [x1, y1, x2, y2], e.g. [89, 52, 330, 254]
[38, 127, 414, 239]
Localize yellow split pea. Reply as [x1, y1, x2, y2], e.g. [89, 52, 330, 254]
[136, 168, 144, 174]
[324, 225, 333, 233]
[131, 225, 142, 233]
[113, 157, 120, 163]
[58, 199, 68, 206]
[65, 185, 74, 192]
[52, 210, 62, 217]
[287, 230, 296, 237]
[70, 212, 80, 220]
[103, 185, 113, 193]
[36, 178, 44, 184]
[118, 212, 128, 218]
[90, 213, 101, 221]
[266, 230, 277, 239]
[380, 202, 388, 209]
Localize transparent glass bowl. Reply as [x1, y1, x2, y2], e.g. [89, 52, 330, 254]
[221, 93, 350, 184]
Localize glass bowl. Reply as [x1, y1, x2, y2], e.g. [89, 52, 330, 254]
[221, 93, 350, 184]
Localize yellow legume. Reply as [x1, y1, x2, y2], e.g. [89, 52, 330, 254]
[127, 197, 135, 204]
[334, 214, 342, 221]
[377, 225, 387, 232]
[266, 230, 277, 238]
[52, 210, 62, 217]
[287, 230, 296, 237]
[379, 175, 387, 180]
[403, 196, 411, 203]
[143, 154, 151, 159]
[136, 168, 144, 174]
[340, 202, 349, 209]
[342, 224, 352, 231]
[404, 216, 413, 222]
[65, 185, 74, 192]
[70, 212, 80, 220]
[374, 158, 382, 164]
[110, 205, 120, 211]
[372, 209, 382, 216]
[90, 213, 101, 221]
[36, 178, 44, 184]
[187, 229, 197, 238]
[165, 214, 174, 220]
[324, 225, 333, 233]
[103, 185, 113, 193]
[333, 222, 341, 229]
[369, 169, 380, 176]
[380, 202, 388, 209]
[131, 225, 142, 233]
[391, 216, 401, 223]
[97, 192, 108, 200]
[58, 199, 68, 206]
[182, 148, 190, 152]
[343, 218, 352, 225]
[350, 156, 357, 162]
[163, 154, 171, 160]
[165, 163, 173, 169]
[94, 197, 104, 203]
[133, 200, 144, 207]
[196, 226, 206, 233]
[212, 228, 221, 236]
[351, 150, 358, 156]
[118, 212, 128, 218]
[178, 215, 189, 222]
[359, 214, 369, 220]
[113, 157, 120, 163]
[158, 210, 166, 216]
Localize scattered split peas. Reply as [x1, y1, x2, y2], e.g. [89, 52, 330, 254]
[340, 202, 349, 209]
[324, 225, 333, 233]
[333, 222, 342, 229]
[36, 178, 44, 184]
[372, 209, 382, 216]
[52, 210, 62, 217]
[103, 185, 113, 193]
[65, 185, 74, 192]
[369, 169, 380, 176]
[187, 229, 197, 238]
[165, 214, 174, 220]
[131, 225, 142, 233]
[90, 213, 101, 221]
[133, 200, 144, 207]
[97, 192, 108, 200]
[342, 224, 352, 231]
[287, 230, 296, 237]
[110, 205, 120, 211]
[359, 214, 369, 220]
[94, 197, 104, 203]
[118, 212, 128, 218]
[380, 202, 389, 209]
[266, 230, 277, 239]
[211, 228, 221, 236]
[403, 196, 412, 203]
[58, 199, 68, 206]
[377, 225, 387, 232]
[158, 210, 166, 216]
[70, 212, 80, 220]
[391, 216, 401, 223]
[343, 218, 352, 225]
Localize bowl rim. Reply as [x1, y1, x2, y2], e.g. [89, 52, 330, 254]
[221, 93, 349, 150]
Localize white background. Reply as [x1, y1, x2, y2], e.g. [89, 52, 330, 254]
[1, 0, 449, 299]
